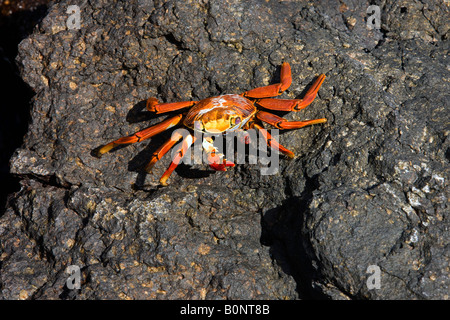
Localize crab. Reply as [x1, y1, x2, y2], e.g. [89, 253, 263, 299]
[94, 62, 327, 186]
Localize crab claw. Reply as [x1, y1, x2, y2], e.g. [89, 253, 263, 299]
[209, 159, 235, 171]
[207, 153, 235, 171]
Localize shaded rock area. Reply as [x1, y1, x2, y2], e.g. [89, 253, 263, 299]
[0, 0, 49, 220]
[1, 0, 448, 299]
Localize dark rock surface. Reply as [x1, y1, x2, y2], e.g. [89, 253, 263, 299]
[0, 0, 49, 218]
[1, 0, 448, 299]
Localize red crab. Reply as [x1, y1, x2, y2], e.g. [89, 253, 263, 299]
[95, 62, 327, 185]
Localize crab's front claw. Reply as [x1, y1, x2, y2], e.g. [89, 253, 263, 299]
[207, 153, 235, 171]
[209, 159, 235, 171]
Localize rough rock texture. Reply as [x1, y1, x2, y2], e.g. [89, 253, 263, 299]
[1, 0, 449, 299]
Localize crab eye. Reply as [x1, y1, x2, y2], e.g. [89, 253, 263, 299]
[233, 116, 241, 126]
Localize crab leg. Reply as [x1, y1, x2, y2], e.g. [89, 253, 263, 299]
[94, 114, 183, 157]
[146, 97, 197, 114]
[159, 134, 196, 186]
[256, 110, 327, 130]
[243, 62, 292, 98]
[144, 131, 184, 173]
[256, 74, 326, 111]
[253, 123, 294, 158]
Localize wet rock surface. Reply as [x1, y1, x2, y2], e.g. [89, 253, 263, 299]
[1, 0, 448, 299]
